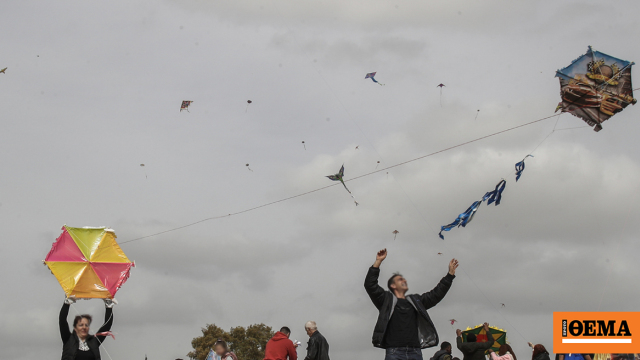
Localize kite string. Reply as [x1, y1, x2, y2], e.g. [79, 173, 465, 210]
[121, 113, 559, 244]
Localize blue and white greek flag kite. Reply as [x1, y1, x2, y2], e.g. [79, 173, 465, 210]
[205, 349, 216, 360]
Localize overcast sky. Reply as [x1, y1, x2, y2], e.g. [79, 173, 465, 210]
[1, 1, 640, 359]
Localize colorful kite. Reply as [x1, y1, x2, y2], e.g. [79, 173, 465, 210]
[0, 67, 6, 74]
[365, 72, 384, 86]
[515, 155, 533, 182]
[180, 101, 193, 112]
[556, 46, 636, 132]
[461, 325, 507, 354]
[450, 319, 457, 325]
[326, 165, 358, 206]
[44, 226, 134, 299]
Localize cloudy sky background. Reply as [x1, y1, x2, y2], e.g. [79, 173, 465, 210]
[1, 1, 640, 359]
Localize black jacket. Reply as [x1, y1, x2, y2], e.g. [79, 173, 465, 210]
[364, 266, 455, 349]
[431, 349, 453, 360]
[304, 331, 330, 360]
[456, 331, 493, 360]
[60, 303, 113, 360]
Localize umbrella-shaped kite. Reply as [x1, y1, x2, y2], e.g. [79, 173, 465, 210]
[44, 226, 134, 299]
[556, 46, 636, 132]
[461, 324, 507, 354]
[180, 100, 193, 112]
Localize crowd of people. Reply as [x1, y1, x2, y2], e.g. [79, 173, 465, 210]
[57, 248, 636, 360]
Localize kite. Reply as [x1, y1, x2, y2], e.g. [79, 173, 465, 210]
[246, 164, 253, 172]
[246, 100, 252, 112]
[0, 67, 6, 74]
[365, 72, 384, 86]
[180, 101, 193, 112]
[355, 145, 359, 150]
[326, 165, 358, 206]
[450, 319, 457, 325]
[515, 155, 533, 182]
[438, 253, 443, 255]
[439, 180, 508, 239]
[437, 84, 445, 106]
[205, 349, 215, 360]
[375, 161, 380, 170]
[302, 141, 306, 150]
[392, 230, 399, 240]
[140, 164, 147, 179]
[475, 110, 480, 120]
[556, 46, 636, 132]
[462, 325, 507, 354]
[501, 303, 505, 307]
[44, 226, 134, 299]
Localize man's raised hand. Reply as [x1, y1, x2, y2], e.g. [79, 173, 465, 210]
[448, 258, 459, 275]
[373, 249, 387, 268]
[456, 329, 462, 337]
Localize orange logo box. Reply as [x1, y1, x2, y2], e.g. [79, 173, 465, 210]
[553, 312, 640, 353]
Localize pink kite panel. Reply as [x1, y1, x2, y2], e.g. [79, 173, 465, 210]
[91, 262, 133, 297]
[45, 227, 87, 262]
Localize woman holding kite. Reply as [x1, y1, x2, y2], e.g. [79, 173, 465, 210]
[59, 296, 116, 360]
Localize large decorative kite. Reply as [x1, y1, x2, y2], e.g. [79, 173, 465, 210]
[461, 324, 507, 354]
[44, 226, 134, 299]
[556, 46, 636, 132]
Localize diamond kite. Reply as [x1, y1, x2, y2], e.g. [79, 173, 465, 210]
[365, 72, 384, 86]
[461, 324, 507, 354]
[44, 226, 134, 299]
[326, 165, 358, 206]
[180, 101, 193, 112]
[556, 46, 636, 132]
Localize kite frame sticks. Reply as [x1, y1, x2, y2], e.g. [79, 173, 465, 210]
[120, 113, 560, 244]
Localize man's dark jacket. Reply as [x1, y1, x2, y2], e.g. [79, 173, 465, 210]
[304, 330, 329, 360]
[456, 329, 493, 360]
[364, 266, 455, 349]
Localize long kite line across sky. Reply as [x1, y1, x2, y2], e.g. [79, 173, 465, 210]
[120, 113, 561, 244]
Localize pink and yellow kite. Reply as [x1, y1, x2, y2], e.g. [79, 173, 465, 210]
[44, 226, 134, 299]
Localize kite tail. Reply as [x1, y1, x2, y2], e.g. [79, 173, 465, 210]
[340, 180, 358, 205]
[341, 180, 352, 194]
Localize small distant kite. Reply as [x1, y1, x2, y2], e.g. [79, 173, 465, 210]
[246, 164, 253, 172]
[375, 161, 380, 170]
[474, 109, 480, 120]
[438, 252, 443, 255]
[326, 165, 358, 206]
[246, 100, 252, 112]
[365, 72, 384, 86]
[437, 84, 446, 106]
[556, 46, 636, 132]
[501, 303, 505, 307]
[302, 141, 306, 150]
[392, 230, 399, 240]
[140, 164, 146, 179]
[355, 145, 359, 150]
[0, 67, 6, 74]
[450, 319, 457, 325]
[180, 101, 193, 112]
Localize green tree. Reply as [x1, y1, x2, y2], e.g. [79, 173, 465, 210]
[188, 323, 274, 360]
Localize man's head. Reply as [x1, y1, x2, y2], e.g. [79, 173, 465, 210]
[466, 334, 477, 343]
[387, 272, 408, 296]
[441, 341, 452, 353]
[304, 321, 317, 337]
[280, 326, 291, 338]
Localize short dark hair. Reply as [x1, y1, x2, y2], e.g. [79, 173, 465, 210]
[280, 326, 291, 335]
[441, 341, 451, 350]
[214, 339, 229, 352]
[73, 314, 92, 327]
[387, 273, 403, 291]
[467, 333, 476, 342]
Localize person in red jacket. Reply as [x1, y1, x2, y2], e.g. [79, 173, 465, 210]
[264, 327, 298, 360]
